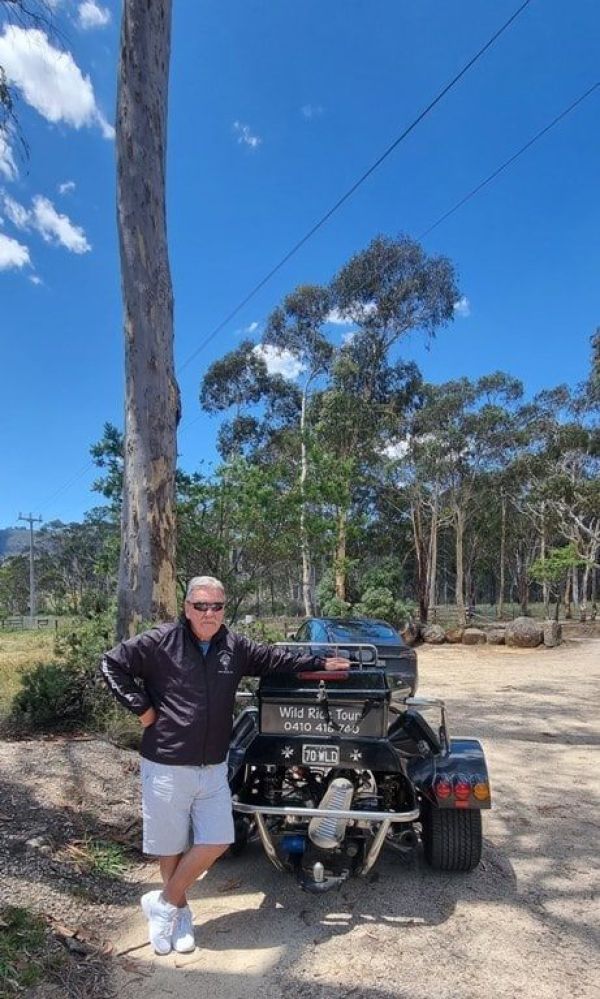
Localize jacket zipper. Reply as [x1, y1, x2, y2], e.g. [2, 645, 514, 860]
[201, 645, 209, 764]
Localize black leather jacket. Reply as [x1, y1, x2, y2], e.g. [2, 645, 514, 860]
[100, 619, 324, 766]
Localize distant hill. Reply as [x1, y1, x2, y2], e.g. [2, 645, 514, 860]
[0, 528, 30, 559]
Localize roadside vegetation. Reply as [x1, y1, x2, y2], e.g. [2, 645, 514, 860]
[0, 906, 52, 994]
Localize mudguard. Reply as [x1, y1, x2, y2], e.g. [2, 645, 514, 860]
[407, 737, 492, 809]
[228, 707, 259, 791]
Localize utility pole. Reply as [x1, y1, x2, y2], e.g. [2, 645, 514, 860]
[18, 513, 43, 627]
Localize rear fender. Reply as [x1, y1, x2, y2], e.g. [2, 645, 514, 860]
[228, 707, 258, 790]
[408, 737, 491, 810]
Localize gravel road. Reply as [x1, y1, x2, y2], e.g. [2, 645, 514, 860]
[112, 633, 600, 999]
[2, 633, 598, 998]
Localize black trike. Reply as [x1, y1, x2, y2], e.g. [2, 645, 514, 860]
[228, 643, 490, 893]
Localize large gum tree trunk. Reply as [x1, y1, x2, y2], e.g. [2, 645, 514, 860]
[455, 506, 466, 627]
[411, 501, 428, 623]
[300, 390, 314, 616]
[497, 490, 506, 619]
[116, 0, 179, 638]
[334, 508, 348, 601]
[427, 498, 439, 619]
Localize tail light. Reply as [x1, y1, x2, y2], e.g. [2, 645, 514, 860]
[434, 775, 452, 800]
[454, 775, 471, 801]
[472, 780, 490, 802]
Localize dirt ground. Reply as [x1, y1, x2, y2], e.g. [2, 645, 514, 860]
[2, 631, 599, 998]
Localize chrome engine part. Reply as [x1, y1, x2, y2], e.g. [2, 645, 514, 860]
[308, 776, 355, 849]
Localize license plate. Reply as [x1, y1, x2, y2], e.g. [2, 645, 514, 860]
[302, 744, 340, 766]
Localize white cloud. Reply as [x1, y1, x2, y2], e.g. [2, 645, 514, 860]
[2, 194, 30, 230]
[341, 330, 358, 345]
[244, 321, 259, 334]
[0, 133, 18, 181]
[78, 1, 111, 30]
[0, 26, 114, 139]
[2, 192, 91, 253]
[301, 104, 324, 119]
[233, 120, 262, 149]
[326, 307, 352, 326]
[29, 274, 43, 286]
[31, 196, 91, 253]
[454, 296, 471, 318]
[383, 439, 410, 461]
[253, 344, 305, 381]
[0, 232, 30, 270]
[58, 180, 76, 195]
[327, 302, 376, 325]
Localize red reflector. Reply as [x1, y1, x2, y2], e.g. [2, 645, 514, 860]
[434, 777, 452, 799]
[454, 778, 471, 801]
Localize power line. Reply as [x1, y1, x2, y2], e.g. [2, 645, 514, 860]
[177, 81, 600, 443]
[178, 0, 533, 373]
[420, 81, 600, 239]
[39, 461, 95, 513]
[35, 75, 598, 509]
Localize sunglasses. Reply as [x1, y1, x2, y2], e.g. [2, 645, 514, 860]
[190, 601, 225, 612]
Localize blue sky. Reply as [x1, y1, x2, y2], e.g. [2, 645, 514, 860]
[1, 0, 599, 528]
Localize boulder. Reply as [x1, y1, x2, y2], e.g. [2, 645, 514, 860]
[505, 616, 543, 648]
[421, 624, 446, 644]
[462, 627, 486, 645]
[486, 627, 506, 645]
[543, 620, 562, 648]
[445, 627, 464, 644]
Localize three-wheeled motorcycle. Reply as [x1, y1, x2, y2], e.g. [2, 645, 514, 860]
[228, 643, 491, 893]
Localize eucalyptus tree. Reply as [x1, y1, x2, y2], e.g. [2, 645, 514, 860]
[116, 0, 179, 637]
[408, 374, 524, 625]
[176, 459, 301, 620]
[0, 555, 29, 616]
[513, 384, 600, 619]
[263, 284, 334, 614]
[0, 0, 51, 158]
[383, 424, 455, 623]
[200, 339, 301, 460]
[317, 234, 457, 601]
[90, 423, 125, 517]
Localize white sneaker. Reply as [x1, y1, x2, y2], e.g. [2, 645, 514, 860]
[172, 904, 195, 953]
[141, 890, 178, 955]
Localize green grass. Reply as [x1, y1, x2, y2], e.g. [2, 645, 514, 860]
[0, 630, 57, 719]
[65, 837, 131, 878]
[0, 906, 53, 994]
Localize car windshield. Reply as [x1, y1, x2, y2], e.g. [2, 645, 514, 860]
[328, 620, 400, 642]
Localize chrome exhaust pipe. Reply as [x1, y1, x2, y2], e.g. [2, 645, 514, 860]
[308, 778, 354, 849]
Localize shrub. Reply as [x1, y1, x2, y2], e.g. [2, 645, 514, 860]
[237, 619, 286, 643]
[319, 595, 353, 617]
[11, 613, 116, 732]
[354, 587, 416, 629]
[354, 586, 396, 621]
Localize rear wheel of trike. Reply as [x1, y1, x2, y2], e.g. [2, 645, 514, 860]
[421, 803, 482, 872]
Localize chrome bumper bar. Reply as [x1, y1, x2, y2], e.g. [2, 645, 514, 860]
[233, 800, 420, 878]
[233, 801, 419, 823]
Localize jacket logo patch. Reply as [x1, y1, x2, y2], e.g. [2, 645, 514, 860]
[217, 653, 234, 675]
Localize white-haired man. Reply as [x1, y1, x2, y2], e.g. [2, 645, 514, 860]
[100, 575, 349, 955]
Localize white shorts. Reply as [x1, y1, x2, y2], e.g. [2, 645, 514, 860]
[140, 758, 235, 855]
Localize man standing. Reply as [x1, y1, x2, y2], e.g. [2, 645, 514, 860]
[100, 575, 348, 955]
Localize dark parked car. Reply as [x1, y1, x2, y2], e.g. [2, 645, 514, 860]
[293, 617, 418, 695]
